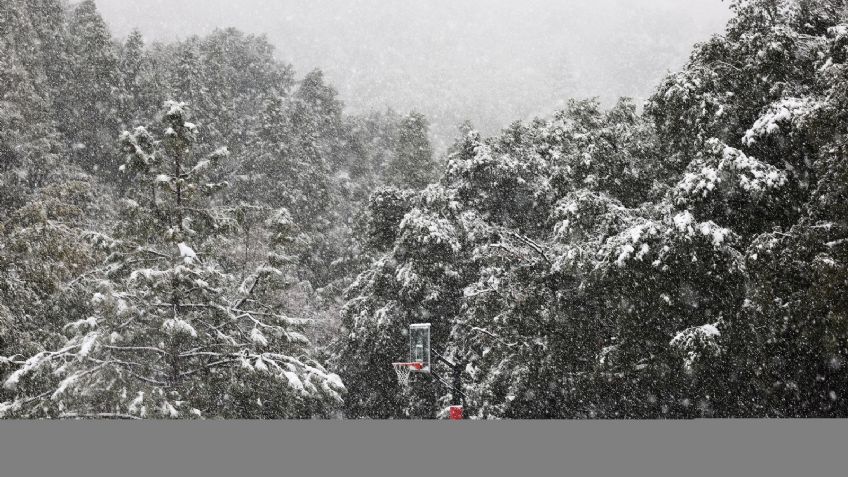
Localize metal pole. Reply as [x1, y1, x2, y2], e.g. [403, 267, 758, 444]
[435, 352, 465, 419]
[452, 361, 462, 406]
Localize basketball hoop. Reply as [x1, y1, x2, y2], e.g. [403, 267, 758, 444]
[393, 323, 465, 419]
[392, 362, 423, 387]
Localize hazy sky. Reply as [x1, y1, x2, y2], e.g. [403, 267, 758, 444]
[94, 0, 731, 146]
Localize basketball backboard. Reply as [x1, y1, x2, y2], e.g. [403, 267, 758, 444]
[409, 323, 431, 372]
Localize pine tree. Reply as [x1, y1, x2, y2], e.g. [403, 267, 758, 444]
[116, 30, 153, 129]
[0, 102, 344, 419]
[384, 112, 437, 190]
[59, 0, 121, 174]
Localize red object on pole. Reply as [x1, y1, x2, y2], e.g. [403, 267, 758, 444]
[449, 405, 463, 420]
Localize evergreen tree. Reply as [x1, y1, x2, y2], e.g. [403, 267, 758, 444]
[116, 30, 154, 129]
[384, 112, 437, 190]
[0, 102, 344, 419]
[60, 0, 120, 173]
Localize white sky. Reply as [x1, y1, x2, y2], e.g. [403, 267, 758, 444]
[94, 0, 731, 147]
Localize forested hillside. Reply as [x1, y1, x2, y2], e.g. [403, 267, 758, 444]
[2, 0, 847, 419]
[1, 0, 437, 418]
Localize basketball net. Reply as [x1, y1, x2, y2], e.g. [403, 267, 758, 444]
[392, 362, 422, 387]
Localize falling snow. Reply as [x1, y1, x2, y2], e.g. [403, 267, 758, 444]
[1, 0, 847, 421]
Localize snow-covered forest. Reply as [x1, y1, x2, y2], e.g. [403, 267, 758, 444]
[2, 0, 848, 419]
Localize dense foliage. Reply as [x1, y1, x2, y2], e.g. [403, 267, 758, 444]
[3, 0, 848, 419]
[1, 0, 436, 418]
[337, 0, 848, 419]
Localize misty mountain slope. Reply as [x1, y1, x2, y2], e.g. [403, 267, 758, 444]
[93, 0, 731, 149]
